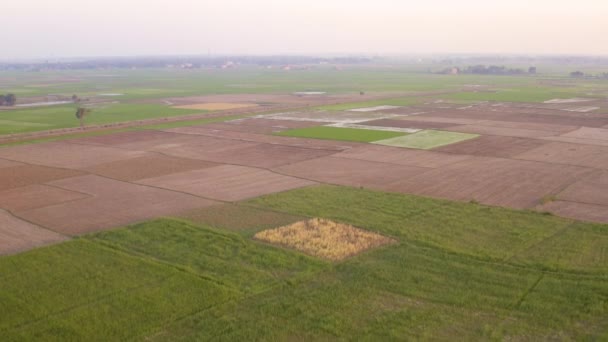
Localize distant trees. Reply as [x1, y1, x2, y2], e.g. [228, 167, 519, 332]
[570, 71, 585, 78]
[436, 65, 535, 76]
[75, 107, 92, 128]
[0, 93, 16, 106]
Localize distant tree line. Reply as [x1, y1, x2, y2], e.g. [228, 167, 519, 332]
[569, 71, 608, 79]
[0, 56, 373, 71]
[436, 65, 536, 75]
[0, 94, 16, 106]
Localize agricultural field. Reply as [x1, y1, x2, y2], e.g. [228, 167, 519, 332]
[2, 65, 608, 138]
[1, 64, 608, 339]
[1, 186, 607, 340]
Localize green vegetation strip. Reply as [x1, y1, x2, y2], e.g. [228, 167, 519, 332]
[0, 103, 201, 135]
[373, 130, 479, 149]
[0, 186, 606, 340]
[276, 126, 407, 142]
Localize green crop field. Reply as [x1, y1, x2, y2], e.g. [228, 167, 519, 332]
[276, 126, 407, 142]
[373, 130, 479, 149]
[0, 103, 201, 135]
[1, 185, 606, 340]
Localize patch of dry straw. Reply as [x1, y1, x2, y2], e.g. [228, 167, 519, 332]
[254, 218, 396, 261]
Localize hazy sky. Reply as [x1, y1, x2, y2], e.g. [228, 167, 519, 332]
[3, 0, 607, 59]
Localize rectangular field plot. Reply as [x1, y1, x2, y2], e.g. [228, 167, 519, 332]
[435, 135, 549, 158]
[0, 164, 85, 191]
[164, 126, 362, 151]
[274, 156, 430, 190]
[0, 239, 236, 340]
[556, 172, 608, 206]
[373, 130, 478, 150]
[91, 219, 326, 294]
[85, 155, 218, 181]
[512, 222, 608, 272]
[560, 127, 608, 141]
[137, 164, 316, 201]
[0, 209, 68, 255]
[388, 157, 592, 208]
[539, 200, 608, 223]
[445, 124, 558, 138]
[19, 175, 216, 235]
[276, 126, 407, 143]
[334, 145, 473, 168]
[0, 184, 89, 212]
[0, 141, 148, 169]
[515, 142, 608, 169]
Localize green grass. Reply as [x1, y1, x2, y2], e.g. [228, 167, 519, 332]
[0, 103, 201, 135]
[1, 185, 606, 340]
[276, 126, 407, 142]
[373, 130, 479, 149]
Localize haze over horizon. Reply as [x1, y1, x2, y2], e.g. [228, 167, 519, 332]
[3, 0, 608, 60]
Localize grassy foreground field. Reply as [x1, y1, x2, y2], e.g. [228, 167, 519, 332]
[1, 185, 606, 340]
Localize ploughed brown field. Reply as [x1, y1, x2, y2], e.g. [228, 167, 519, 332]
[1, 98, 608, 254]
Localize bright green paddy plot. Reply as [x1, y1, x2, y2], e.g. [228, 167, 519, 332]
[0, 103, 201, 135]
[373, 130, 479, 149]
[276, 126, 407, 142]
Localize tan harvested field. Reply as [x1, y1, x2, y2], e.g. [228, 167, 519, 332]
[173, 102, 257, 111]
[137, 164, 317, 201]
[4, 95, 608, 252]
[0, 209, 68, 255]
[254, 218, 396, 261]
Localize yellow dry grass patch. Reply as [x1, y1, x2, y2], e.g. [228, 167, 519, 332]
[254, 218, 396, 261]
[173, 102, 257, 111]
